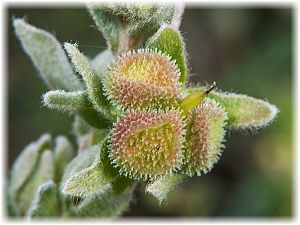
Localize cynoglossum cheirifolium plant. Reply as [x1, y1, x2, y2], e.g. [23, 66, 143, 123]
[8, 3, 278, 219]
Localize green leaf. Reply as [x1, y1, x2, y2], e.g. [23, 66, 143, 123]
[184, 87, 279, 129]
[60, 137, 135, 218]
[62, 136, 118, 198]
[53, 136, 75, 182]
[13, 18, 83, 91]
[43, 90, 112, 129]
[90, 49, 114, 78]
[87, 4, 121, 53]
[68, 184, 135, 218]
[17, 150, 55, 216]
[62, 161, 117, 198]
[61, 145, 99, 187]
[26, 180, 59, 218]
[64, 43, 117, 121]
[9, 134, 51, 201]
[145, 174, 184, 204]
[212, 93, 279, 129]
[146, 24, 187, 83]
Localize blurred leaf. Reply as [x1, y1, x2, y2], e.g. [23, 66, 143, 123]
[13, 18, 83, 91]
[72, 115, 92, 137]
[26, 180, 59, 218]
[6, 186, 19, 217]
[17, 150, 55, 216]
[9, 134, 51, 200]
[77, 129, 108, 154]
[88, 4, 121, 53]
[53, 136, 75, 182]
[90, 49, 114, 78]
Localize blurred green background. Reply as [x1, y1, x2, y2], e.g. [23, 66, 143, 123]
[8, 6, 293, 217]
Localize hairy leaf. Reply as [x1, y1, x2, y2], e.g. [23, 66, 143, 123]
[146, 174, 184, 204]
[68, 184, 135, 218]
[62, 162, 117, 198]
[13, 18, 82, 91]
[26, 180, 59, 218]
[72, 115, 92, 137]
[43, 90, 112, 129]
[64, 43, 117, 120]
[62, 136, 118, 198]
[53, 136, 75, 182]
[61, 145, 99, 187]
[17, 150, 55, 216]
[9, 134, 51, 200]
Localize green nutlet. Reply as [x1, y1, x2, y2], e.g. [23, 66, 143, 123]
[104, 49, 182, 110]
[183, 99, 228, 176]
[110, 110, 185, 180]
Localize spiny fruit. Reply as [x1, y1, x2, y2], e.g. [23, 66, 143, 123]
[104, 49, 181, 110]
[110, 110, 185, 180]
[183, 98, 228, 176]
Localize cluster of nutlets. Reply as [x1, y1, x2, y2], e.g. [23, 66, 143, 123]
[104, 49, 227, 180]
[10, 4, 279, 218]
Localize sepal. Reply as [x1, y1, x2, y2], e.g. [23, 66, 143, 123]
[146, 24, 187, 83]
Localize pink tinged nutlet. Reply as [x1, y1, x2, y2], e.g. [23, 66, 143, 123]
[183, 98, 228, 176]
[110, 110, 185, 180]
[105, 49, 181, 110]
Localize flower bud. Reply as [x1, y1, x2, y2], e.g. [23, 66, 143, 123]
[183, 99, 227, 176]
[105, 49, 181, 110]
[110, 110, 185, 180]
